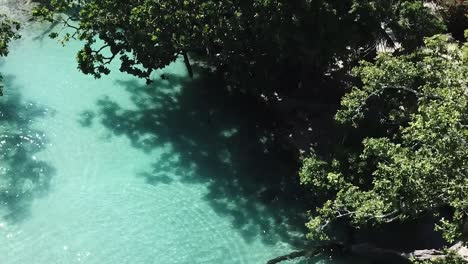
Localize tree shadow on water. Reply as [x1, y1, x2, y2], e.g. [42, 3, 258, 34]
[0, 76, 55, 222]
[80, 69, 310, 248]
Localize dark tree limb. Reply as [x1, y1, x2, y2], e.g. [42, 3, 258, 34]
[182, 51, 193, 78]
[266, 243, 345, 264]
[265, 250, 308, 264]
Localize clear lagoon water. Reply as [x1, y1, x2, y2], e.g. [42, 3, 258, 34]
[0, 23, 362, 264]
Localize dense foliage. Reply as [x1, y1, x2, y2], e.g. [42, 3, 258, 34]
[34, 0, 446, 94]
[434, 0, 468, 41]
[300, 32, 468, 243]
[0, 14, 20, 95]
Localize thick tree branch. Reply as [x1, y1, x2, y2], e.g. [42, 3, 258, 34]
[266, 243, 345, 264]
[182, 51, 193, 78]
[351, 85, 441, 121]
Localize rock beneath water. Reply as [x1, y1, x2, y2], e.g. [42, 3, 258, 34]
[0, 0, 36, 23]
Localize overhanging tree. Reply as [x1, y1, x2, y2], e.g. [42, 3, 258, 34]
[300, 32, 468, 246]
[0, 14, 20, 95]
[33, 0, 445, 95]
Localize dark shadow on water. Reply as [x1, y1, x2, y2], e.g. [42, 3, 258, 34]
[32, 20, 60, 43]
[78, 110, 95, 127]
[79, 69, 309, 248]
[0, 75, 55, 222]
[137, 171, 174, 185]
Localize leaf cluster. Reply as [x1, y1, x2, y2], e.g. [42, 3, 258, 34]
[301, 33, 468, 242]
[33, 0, 445, 90]
[0, 14, 20, 95]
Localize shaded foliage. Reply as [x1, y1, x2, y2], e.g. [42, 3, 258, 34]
[434, 0, 468, 41]
[300, 34, 468, 243]
[0, 14, 20, 95]
[34, 0, 446, 99]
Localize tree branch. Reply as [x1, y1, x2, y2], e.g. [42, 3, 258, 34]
[350, 85, 441, 121]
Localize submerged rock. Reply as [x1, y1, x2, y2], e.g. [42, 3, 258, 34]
[0, 0, 36, 23]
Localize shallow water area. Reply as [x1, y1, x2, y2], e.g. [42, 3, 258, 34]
[0, 23, 365, 264]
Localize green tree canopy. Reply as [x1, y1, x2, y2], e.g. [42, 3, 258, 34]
[300, 32, 468, 243]
[34, 0, 445, 94]
[0, 14, 20, 95]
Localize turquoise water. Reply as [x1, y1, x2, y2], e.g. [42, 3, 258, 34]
[0, 24, 359, 264]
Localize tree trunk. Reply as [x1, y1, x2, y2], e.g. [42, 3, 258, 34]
[265, 250, 308, 264]
[266, 243, 345, 264]
[183, 51, 193, 78]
